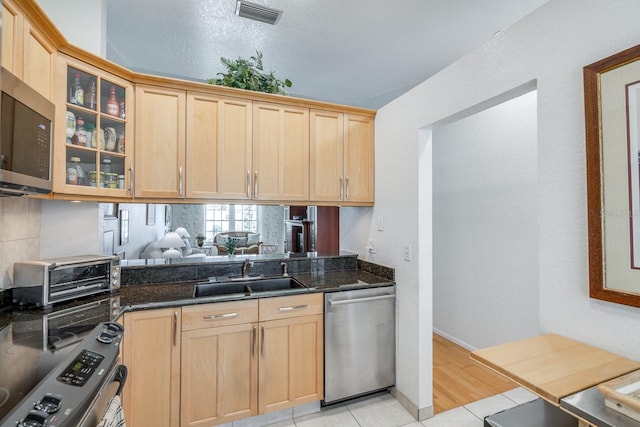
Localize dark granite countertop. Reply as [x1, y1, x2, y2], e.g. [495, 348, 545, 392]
[0, 258, 394, 329]
[117, 268, 394, 312]
[0, 257, 394, 424]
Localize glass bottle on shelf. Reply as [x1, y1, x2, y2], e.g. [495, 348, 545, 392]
[102, 157, 112, 174]
[72, 117, 87, 146]
[66, 111, 76, 143]
[67, 157, 85, 185]
[87, 81, 97, 110]
[85, 123, 94, 148]
[71, 73, 84, 106]
[106, 86, 120, 117]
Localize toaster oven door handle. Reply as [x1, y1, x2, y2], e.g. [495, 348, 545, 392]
[48, 257, 116, 270]
[51, 283, 104, 297]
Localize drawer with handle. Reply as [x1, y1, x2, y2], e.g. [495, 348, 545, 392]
[182, 299, 258, 331]
[259, 293, 323, 321]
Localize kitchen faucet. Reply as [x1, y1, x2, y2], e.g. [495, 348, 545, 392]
[242, 258, 253, 278]
[281, 261, 289, 277]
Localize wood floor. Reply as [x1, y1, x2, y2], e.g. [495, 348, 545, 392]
[433, 333, 517, 414]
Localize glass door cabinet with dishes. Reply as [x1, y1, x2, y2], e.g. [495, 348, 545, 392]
[53, 55, 133, 197]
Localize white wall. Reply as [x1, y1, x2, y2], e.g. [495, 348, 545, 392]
[432, 91, 539, 350]
[341, 0, 640, 417]
[36, 0, 106, 56]
[0, 199, 41, 289]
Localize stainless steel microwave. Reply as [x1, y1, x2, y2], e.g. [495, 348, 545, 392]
[0, 67, 54, 196]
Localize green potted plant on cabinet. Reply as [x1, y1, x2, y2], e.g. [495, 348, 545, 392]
[209, 51, 292, 95]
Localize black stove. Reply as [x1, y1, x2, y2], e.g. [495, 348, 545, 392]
[0, 296, 120, 422]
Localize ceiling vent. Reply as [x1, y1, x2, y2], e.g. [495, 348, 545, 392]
[235, 1, 283, 25]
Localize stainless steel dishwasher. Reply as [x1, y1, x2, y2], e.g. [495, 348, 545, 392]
[323, 285, 395, 405]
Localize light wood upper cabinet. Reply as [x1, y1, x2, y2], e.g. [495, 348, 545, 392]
[122, 308, 181, 427]
[310, 110, 374, 204]
[0, 0, 375, 203]
[1, 0, 55, 100]
[252, 102, 309, 201]
[309, 110, 343, 202]
[23, 20, 55, 99]
[2, 0, 21, 75]
[53, 55, 133, 197]
[343, 113, 375, 203]
[186, 92, 252, 199]
[135, 85, 186, 198]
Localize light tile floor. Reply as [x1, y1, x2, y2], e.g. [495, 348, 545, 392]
[264, 387, 538, 427]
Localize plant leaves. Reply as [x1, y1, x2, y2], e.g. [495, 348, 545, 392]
[211, 51, 291, 95]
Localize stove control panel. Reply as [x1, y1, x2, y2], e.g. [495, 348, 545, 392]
[57, 350, 105, 387]
[0, 322, 124, 427]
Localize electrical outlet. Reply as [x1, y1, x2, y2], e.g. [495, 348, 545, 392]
[403, 244, 412, 261]
[368, 239, 376, 254]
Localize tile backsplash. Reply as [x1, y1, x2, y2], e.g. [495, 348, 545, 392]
[0, 198, 41, 289]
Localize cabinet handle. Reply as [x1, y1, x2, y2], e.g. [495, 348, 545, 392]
[261, 326, 265, 357]
[129, 165, 134, 196]
[345, 176, 349, 200]
[339, 176, 344, 200]
[202, 312, 238, 320]
[252, 326, 257, 358]
[278, 304, 308, 312]
[247, 170, 251, 197]
[179, 167, 184, 197]
[173, 311, 178, 347]
[254, 171, 258, 196]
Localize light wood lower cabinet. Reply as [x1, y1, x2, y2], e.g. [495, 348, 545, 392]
[122, 307, 181, 427]
[181, 300, 259, 427]
[258, 312, 324, 413]
[258, 293, 324, 413]
[124, 294, 323, 427]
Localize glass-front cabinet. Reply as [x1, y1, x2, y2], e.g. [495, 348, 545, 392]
[53, 55, 133, 197]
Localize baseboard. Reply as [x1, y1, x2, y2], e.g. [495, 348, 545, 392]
[433, 328, 477, 351]
[391, 387, 434, 421]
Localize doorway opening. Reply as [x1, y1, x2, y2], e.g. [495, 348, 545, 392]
[421, 86, 539, 413]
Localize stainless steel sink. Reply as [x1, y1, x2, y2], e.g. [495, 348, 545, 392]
[193, 282, 251, 297]
[194, 277, 306, 298]
[246, 277, 306, 293]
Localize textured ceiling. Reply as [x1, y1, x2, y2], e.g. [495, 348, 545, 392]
[106, 0, 548, 109]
